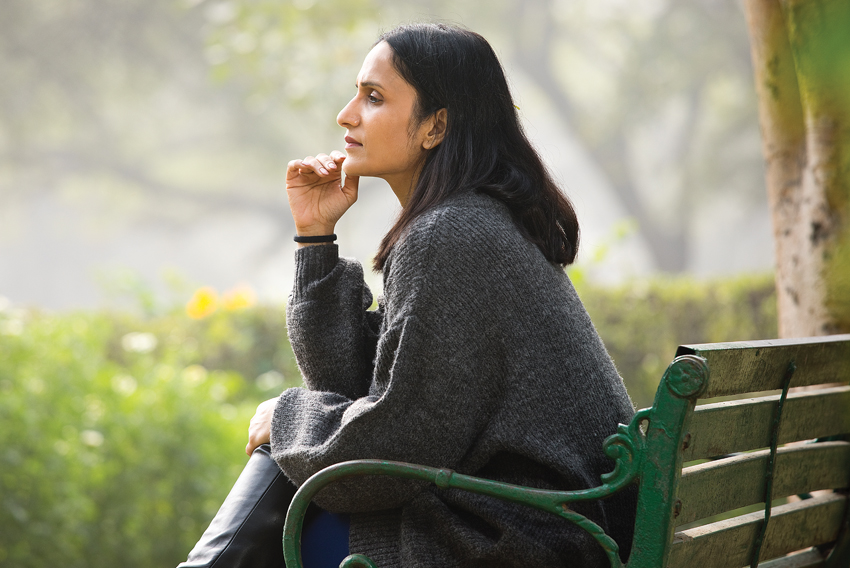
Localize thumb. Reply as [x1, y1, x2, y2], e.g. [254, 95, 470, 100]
[342, 174, 360, 200]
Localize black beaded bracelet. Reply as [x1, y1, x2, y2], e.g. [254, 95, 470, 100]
[293, 233, 337, 243]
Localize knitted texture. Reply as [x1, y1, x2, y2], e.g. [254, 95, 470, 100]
[271, 190, 637, 567]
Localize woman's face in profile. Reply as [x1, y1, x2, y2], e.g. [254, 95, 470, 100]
[337, 41, 433, 200]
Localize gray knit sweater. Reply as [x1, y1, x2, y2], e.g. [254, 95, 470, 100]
[271, 191, 636, 567]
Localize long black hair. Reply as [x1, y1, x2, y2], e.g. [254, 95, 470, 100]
[372, 23, 580, 271]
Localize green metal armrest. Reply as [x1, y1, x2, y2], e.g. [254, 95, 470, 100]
[282, 407, 649, 568]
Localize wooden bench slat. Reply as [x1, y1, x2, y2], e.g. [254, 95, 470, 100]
[667, 493, 847, 568]
[676, 441, 850, 525]
[683, 386, 850, 460]
[676, 335, 850, 398]
[757, 548, 827, 568]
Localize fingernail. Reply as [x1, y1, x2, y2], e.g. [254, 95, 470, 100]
[328, 162, 337, 169]
[320, 168, 329, 175]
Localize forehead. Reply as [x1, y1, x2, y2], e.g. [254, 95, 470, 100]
[356, 41, 405, 89]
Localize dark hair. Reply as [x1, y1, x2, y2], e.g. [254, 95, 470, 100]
[372, 23, 579, 271]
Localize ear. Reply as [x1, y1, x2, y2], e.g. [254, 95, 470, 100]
[421, 108, 448, 150]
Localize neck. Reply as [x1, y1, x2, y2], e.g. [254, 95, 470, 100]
[384, 169, 420, 208]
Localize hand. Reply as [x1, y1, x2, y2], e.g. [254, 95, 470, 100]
[286, 151, 360, 238]
[246, 397, 278, 456]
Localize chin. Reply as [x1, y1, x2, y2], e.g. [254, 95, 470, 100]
[342, 159, 362, 177]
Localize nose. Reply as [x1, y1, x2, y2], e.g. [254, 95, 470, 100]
[337, 96, 359, 128]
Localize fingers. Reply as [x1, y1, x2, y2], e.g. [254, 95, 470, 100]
[245, 424, 266, 456]
[246, 397, 277, 456]
[286, 159, 304, 180]
[246, 427, 260, 455]
[286, 155, 345, 191]
[245, 428, 267, 456]
[294, 153, 344, 177]
[302, 155, 329, 176]
[287, 152, 346, 178]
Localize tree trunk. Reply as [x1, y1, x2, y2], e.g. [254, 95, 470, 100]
[744, 0, 850, 337]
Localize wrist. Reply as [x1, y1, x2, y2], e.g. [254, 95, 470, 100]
[294, 224, 335, 237]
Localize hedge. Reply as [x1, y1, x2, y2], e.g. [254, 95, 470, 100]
[575, 273, 777, 407]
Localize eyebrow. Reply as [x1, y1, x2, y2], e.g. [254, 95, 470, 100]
[357, 80, 384, 89]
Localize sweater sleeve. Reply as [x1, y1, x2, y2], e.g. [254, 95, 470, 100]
[285, 244, 382, 400]
[271, 212, 500, 512]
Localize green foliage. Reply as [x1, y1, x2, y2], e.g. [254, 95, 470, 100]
[0, 275, 777, 566]
[0, 306, 301, 568]
[574, 273, 778, 408]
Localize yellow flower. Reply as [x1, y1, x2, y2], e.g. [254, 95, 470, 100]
[222, 284, 257, 311]
[186, 287, 219, 319]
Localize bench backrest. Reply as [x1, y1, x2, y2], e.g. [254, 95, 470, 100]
[628, 335, 850, 568]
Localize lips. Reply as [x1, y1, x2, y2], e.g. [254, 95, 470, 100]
[344, 135, 362, 148]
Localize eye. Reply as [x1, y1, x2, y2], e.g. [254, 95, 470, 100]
[367, 91, 382, 104]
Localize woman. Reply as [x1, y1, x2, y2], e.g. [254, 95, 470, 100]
[248, 23, 636, 567]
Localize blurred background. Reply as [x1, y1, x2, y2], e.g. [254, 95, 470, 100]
[0, 0, 771, 308]
[0, 0, 781, 566]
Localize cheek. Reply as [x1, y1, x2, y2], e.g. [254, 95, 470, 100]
[382, 123, 419, 161]
[365, 122, 409, 165]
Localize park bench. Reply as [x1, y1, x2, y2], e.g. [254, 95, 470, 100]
[281, 334, 850, 568]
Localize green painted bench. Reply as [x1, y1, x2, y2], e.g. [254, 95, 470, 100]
[282, 335, 850, 568]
